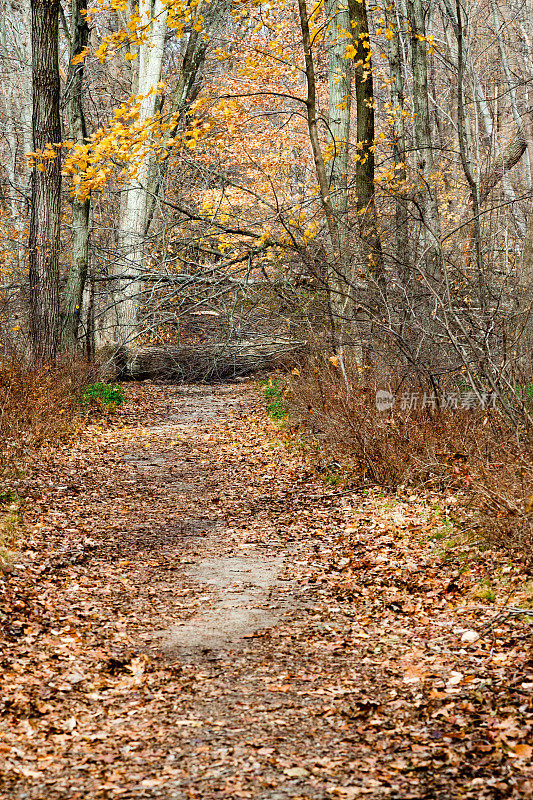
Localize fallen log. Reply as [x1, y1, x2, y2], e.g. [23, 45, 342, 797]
[113, 338, 305, 381]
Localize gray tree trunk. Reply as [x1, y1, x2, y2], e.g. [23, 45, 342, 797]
[385, 1, 409, 277]
[347, 0, 384, 285]
[61, 0, 91, 353]
[406, 0, 441, 279]
[28, 0, 61, 362]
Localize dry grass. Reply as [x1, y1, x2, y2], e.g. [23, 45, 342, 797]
[0, 358, 93, 479]
[0, 495, 23, 572]
[285, 355, 533, 562]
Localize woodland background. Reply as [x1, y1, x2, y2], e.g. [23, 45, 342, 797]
[1, 5, 533, 792]
[0, 0, 532, 370]
[0, 0, 533, 519]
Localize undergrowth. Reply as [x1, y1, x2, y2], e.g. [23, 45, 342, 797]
[261, 378, 287, 421]
[0, 358, 93, 479]
[284, 355, 533, 564]
[82, 382, 125, 409]
[0, 494, 23, 572]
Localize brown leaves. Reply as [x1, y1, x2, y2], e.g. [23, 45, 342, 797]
[0, 382, 531, 799]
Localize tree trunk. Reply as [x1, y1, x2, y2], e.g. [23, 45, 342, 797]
[479, 128, 528, 204]
[0, 0, 33, 270]
[297, 0, 363, 386]
[347, 0, 384, 284]
[455, 0, 483, 302]
[325, 0, 351, 227]
[490, 0, 532, 190]
[406, 0, 441, 279]
[29, 0, 61, 362]
[324, 0, 360, 366]
[112, 0, 168, 346]
[385, 1, 409, 277]
[297, 0, 339, 257]
[143, 23, 209, 238]
[61, 0, 91, 353]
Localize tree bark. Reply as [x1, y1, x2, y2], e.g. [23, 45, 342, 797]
[297, 0, 361, 385]
[385, 1, 409, 276]
[61, 0, 91, 353]
[406, 0, 441, 278]
[455, 0, 484, 304]
[480, 128, 528, 203]
[347, 0, 384, 283]
[112, 0, 168, 346]
[325, 0, 351, 225]
[143, 23, 209, 238]
[29, 0, 61, 362]
[490, 0, 532, 190]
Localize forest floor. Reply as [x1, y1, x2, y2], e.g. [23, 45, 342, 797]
[1, 382, 532, 800]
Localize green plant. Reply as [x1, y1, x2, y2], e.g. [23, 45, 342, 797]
[515, 383, 533, 407]
[478, 579, 496, 602]
[323, 473, 341, 487]
[82, 382, 125, 408]
[261, 379, 287, 421]
[0, 490, 18, 506]
[429, 530, 448, 541]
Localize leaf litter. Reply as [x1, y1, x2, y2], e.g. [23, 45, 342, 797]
[0, 381, 532, 799]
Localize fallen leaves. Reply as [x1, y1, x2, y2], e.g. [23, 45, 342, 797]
[283, 766, 309, 778]
[461, 629, 480, 644]
[0, 382, 531, 799]
[403, 664, 427, 683]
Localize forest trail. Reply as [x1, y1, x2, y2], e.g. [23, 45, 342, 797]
[1, 383, 532, 800]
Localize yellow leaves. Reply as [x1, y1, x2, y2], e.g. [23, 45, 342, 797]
[26, 142, 65, 172]
[62, 92, 213, 199]
[375, 166, 396, 184]
[344, 44, 356, 59]
[413, 32, 436, 52]
[89, 0, 204, 65]
[192, 13, 204, 31]
[310, 0, 324, 20]
[214, 47, 229, 60]
[71, 47, 89, 65]
[257, 227, 272, 247]
[303, 220, 319, 244]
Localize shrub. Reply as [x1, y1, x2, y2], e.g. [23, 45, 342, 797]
[286, 354, 533, 563]
[261, 378, 287, 421]
[0, 359, 92, 479]
[82, 382, 125, 408]
[0, 495, 22, 572]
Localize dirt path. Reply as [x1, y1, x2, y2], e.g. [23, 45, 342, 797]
[1, 383, 532, 799]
